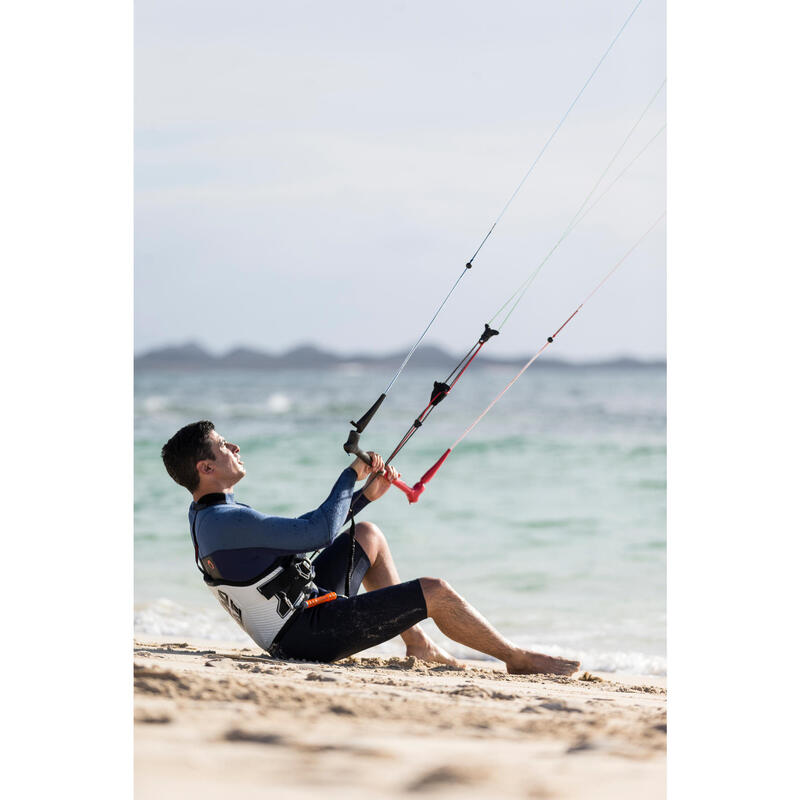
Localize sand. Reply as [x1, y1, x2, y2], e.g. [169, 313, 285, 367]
[134, 636, 665, 799]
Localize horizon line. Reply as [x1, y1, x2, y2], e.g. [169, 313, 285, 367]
[134, 339, 666, 365]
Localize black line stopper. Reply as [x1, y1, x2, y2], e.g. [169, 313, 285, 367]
[429, 380, 450, 407]
[480, 323, 499, 343]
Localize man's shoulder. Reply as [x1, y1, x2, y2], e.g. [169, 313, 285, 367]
[202, 501, 258, 517]
[193, 503, 269, 549]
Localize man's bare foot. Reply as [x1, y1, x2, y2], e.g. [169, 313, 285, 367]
[506, 649, 580, 676]
[405, 637, 464, 668]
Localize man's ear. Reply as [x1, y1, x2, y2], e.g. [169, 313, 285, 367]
[197, 460, 215, 476]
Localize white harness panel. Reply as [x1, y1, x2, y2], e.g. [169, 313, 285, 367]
[207, 565, 301, 651]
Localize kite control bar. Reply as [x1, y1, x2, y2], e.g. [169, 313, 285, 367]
[344, 392, 422, 498]
[343, 430, 423, 503]
[343, 430, 450, 504]
[343, 430, 420, 500]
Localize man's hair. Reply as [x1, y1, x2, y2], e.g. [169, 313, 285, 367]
[161, 420, 216, 492]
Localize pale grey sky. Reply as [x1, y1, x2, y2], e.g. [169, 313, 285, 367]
[135, 0, 665, 359]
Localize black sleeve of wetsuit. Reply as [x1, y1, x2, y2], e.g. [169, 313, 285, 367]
[346, 488, 371, 521]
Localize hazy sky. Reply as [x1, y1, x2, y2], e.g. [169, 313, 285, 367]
[135, 0, 665, 359]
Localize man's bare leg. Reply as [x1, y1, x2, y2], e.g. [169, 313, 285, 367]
[353, 522, 579, 674]
[354, 522, 460, 666]
[420, 577, 581, 676]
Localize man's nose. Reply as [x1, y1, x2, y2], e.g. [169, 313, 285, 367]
[230, 442, 240, 454]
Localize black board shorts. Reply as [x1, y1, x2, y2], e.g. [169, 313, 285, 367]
[271, 532, 428, 663]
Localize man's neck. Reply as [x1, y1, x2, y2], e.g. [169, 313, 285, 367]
[192, 482, 236, 503]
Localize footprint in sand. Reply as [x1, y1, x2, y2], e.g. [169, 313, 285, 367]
[328, 704, 355, 716]
[407, 765, 488, 792]
[449, 684, 491, 699]
[225, 729, 284, 745]
[566, 738, 595, 754]
[134, 711, 172, 725]
[305, 672, 337, 682]
[539, 700, 583, 713]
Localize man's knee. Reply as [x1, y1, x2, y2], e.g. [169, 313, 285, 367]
[354, 521, 385, 561]
[419, 577, 454, 608]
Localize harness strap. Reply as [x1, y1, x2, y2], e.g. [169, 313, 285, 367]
[190, 493, 228, 577]
[190, 509, 207, 576]
[345, 512, 356, 597]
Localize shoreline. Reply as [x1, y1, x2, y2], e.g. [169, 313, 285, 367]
[134, 636, 666, 799]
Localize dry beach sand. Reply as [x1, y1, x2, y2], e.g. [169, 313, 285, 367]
[134, 636, 665, 799]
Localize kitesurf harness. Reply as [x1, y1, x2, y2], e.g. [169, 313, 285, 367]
[191, 493, 319, 651]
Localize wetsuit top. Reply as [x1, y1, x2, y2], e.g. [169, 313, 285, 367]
[188, 467, 369, 584]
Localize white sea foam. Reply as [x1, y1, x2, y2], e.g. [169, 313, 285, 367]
[515, 642, 667, 677]
[134, 598, 250, 645]
[336, 363, 366, 376]
[428, 636, 666, 676]
[265, 393, 292, 414]
[143, 395, 168, 413]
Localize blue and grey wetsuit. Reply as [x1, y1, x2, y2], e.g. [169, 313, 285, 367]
[189, 468, 362, 583]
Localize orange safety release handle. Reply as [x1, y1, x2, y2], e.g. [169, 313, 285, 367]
[303, 591, 338, 610]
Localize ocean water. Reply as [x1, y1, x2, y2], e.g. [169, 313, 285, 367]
[134, 364, 665, 675]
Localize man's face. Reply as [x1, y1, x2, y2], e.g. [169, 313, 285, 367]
[200, 430, 246, 487]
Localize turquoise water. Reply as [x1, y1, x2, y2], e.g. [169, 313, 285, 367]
[134, 365, 665, 674]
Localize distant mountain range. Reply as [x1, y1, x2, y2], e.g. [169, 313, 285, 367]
[134, 342, 665, 371]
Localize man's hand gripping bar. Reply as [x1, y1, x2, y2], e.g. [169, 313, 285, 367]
[343, 430, 420, 500]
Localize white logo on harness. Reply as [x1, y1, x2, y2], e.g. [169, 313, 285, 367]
[216, 589, 243, 623]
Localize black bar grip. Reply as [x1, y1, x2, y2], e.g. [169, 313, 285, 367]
[350, 393, 386, 433]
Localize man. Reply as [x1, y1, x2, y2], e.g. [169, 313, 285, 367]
[161, 420, 579, 675]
